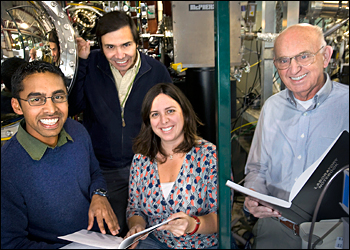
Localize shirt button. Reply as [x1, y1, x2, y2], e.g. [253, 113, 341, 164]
[301, 133, 305, 138]
[297, 155, 302, 160]
[303, 112, 307, 116]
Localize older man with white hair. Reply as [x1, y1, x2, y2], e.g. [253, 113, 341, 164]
[244, 23, 349, 248]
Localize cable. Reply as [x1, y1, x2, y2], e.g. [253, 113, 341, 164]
[247, 40, 261, 95]
[312, 220, 342, 248]
[231, 124, 257, 142]
[315, 18, 324, 27]
[231, 93, 261, 130]
[1, 137, 12, 141]
[233, 39, 256, 128]
[272, 70, 279, 82]
[231, 121, 257, 134]
[250, 60, 261, 68]
[307, 165, 349, 249]
[244, 39, 254, 99]
[232, 39, 261, 140]
[238, 124, 256, 137]
[235, 39, 254, 140]
[273, 76, 280, 84]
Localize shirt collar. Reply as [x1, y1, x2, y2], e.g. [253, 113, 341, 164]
[133, 50, 141, 71]
[286, 73, 332, 110]
[16, 119, 73, 161]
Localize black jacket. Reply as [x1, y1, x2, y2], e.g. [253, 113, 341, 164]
[68, 50, 172, 170]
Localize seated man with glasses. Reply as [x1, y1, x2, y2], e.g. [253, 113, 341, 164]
[243, 23, 349, 248]
[1, 61, 120, 249]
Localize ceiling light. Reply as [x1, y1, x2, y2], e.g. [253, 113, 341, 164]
[20, 23, 29, 29]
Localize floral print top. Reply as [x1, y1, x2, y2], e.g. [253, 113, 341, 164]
[127, 140, 218, 248]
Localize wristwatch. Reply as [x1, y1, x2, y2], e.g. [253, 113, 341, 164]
[93, 188, 108, 197]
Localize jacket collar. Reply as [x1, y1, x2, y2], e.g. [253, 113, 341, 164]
[96, 50, 152, 84]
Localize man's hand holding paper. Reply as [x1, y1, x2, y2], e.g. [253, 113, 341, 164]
[245, 196, 281, 218]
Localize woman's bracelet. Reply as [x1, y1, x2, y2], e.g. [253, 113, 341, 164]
[188, 215, 201, 235]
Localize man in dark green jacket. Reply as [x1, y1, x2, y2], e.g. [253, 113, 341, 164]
[68, 11, 172, 237]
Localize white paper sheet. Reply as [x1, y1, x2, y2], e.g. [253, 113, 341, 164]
[118, 217, 176, 249]
[58, 218, 177, 249]
[58, 230, 123, 249]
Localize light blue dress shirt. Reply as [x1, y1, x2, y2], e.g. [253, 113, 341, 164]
[244, 73, 349, 201]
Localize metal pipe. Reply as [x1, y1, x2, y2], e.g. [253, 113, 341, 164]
[323, 17, 349, 37]
[157, 1, 163, 23]
[308, 1, 349, 19]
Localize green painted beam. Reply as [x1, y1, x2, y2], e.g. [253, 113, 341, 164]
[214, 2, 232, 249]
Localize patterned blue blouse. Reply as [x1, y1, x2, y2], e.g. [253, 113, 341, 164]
[127, 139, 218, 248]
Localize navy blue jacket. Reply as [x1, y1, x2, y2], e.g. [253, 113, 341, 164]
[68, 50, 172, 170]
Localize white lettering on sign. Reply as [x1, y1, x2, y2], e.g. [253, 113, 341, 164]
[189, 4, 214, 11]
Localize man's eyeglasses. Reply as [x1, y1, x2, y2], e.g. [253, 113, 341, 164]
[18, 94, 68, 106]
[274, 46, 325, 70]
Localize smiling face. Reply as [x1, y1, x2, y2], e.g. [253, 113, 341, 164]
[274, 25, 332, 101]
[150, 93, 185, 148]
[29, 49, 36, 60]
[11, 72, 68, 147]
[101, 26, 137, 77]
[49, 42, 59, 63]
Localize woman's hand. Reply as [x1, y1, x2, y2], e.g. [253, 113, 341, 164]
[157, 212, 194, 237]
[124, 224, 146, 249]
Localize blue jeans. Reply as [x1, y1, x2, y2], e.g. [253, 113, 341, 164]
[135, 233, 238, 249]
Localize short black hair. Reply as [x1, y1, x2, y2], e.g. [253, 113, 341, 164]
[96, 11, 139, 48]
[11, 61, 67, 99]
[1, 57, 27, 92]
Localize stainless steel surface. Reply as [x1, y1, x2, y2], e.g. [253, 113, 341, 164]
[1, 121, 21, 139]
[307, 1, 349, 19]
[1, 1, 78, 93]
[172, 1, 241, 68]
[261, 1, 276, 106]
[323, 18, 350, 37]
[282, 1, 300, 30]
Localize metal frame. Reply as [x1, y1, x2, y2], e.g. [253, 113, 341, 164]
[261, 1, 276, 106]
[214, 2, 231, 249]
[40, 1, 78, 93]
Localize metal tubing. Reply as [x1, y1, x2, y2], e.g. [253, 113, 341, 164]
[261, 1, 276, 106]
[214, 2, 232, 249]
[323, 17, 349, 37]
